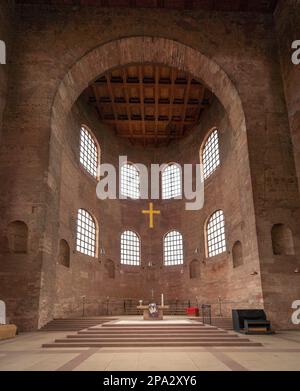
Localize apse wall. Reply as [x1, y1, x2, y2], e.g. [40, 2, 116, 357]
[53, 92, 263, 319]
[149, 98, 263, 315]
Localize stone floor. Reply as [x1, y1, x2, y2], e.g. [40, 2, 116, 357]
[0, 317, 300, 371]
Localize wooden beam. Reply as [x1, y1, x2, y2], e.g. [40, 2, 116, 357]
[138, 65, 146, 147]
[93, 101, 200, 109]
[106, 72, 120, 135]
[91, 85, 103, 120]
[195, 85, 206, 123]
[104, 119, 195, 124]
[121, 67, 134, 144]
[180, 74, 192, 136]
[118, 134, 180, 139]
[154, 65, 159, 147]
[167, 67, 176, 145]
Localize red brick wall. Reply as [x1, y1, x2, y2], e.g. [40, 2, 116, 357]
[0, 1, 14, 143]
[0, 4, 299, 330]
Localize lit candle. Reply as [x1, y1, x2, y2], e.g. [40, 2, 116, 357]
[161, 293, 164, 307]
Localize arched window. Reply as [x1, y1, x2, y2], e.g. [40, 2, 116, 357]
[76, 209, 97, 257]
[162, 163, 182, 199]
[201, 129, 220, 180]
[120, 163, 140, 199]
[79, 125, 99, 178]
[7, 221, 28, 254]
[271, 224, 295, 255]
[121, 230, 140, 266]
[58, 239, 70, 268]
[232, 241, 243, 268]
[164, 231, 183, 266]
[206, 210, 226, 257]
[189, 259, 200, 279]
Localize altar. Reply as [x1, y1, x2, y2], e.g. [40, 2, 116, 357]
[137, 305, 170, 320]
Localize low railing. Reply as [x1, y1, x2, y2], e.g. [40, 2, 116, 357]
[57, 296, 265, 319]
[201, 304, 212, 325]
[123, 299, 194, 315]
[195, 298, 265, 319]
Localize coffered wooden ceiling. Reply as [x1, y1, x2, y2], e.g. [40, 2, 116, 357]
[16, 0, 278, 13]
[84, 64, 212, 146]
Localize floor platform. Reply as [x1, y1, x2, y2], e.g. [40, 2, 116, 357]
[41, 317, 262, 349]
[1, 316, 300, 371]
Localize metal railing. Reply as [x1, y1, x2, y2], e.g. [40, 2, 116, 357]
[60, 296, 266, 319]
[201, 304, 212, 325]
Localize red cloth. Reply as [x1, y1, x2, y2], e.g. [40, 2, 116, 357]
[186, 307, 199, 316]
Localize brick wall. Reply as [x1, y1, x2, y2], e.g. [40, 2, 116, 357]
[0, 4, 299, 330]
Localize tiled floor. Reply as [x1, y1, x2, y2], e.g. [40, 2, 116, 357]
[1, 320, 300, 371]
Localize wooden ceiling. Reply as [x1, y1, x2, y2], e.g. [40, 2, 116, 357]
[84, 64, 212, 146]
[16, 0, 278, 13]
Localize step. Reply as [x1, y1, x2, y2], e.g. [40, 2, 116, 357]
[42, 341, 262, 348]
[54, 337, 247, 343]
[77, 330, 229, 335]
[100, 324, 209, 328]
[96, 324, 213, 331]
[52, 318, 116, 321]
[42, 323, 107, 326]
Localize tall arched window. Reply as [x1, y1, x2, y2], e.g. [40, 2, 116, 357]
[201, 129, 220, 180]
[76, 209, 97, 257]
[79, 125, 99, 178]
[164, 231, 183, 266]
[120, 163, 140, 199]
[162, 163, 182, 199]
[121, 230, 140, 266]
[206, 210, 226, 257]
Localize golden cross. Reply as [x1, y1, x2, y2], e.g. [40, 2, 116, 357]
[142, 202, 160, 229]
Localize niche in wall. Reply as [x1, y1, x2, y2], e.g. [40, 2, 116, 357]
[7, 221, 28, 254]
[58, 239, 70, 268]
[104, 259, 115, 279]
[271, 224, 295, 255]
[189, 259, 200, 279]
[232, 241, 243, 268]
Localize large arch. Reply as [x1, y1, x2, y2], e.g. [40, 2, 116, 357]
[40, 36, 259, 328]
[51, 37, 246, 142]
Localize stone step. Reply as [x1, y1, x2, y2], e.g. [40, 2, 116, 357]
[41, 319, 262, 349]
[42, 341, 262, 348]
[52, 318, 115, 321]
[96, 326, 217, 331]
[100, 324, 208, 328]
[77, 330, 228, 335]
[39, 317, 115, 331]
[55, 337, 247, 343]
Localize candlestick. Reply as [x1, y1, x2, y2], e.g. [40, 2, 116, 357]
[161, 293, 164, 307]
